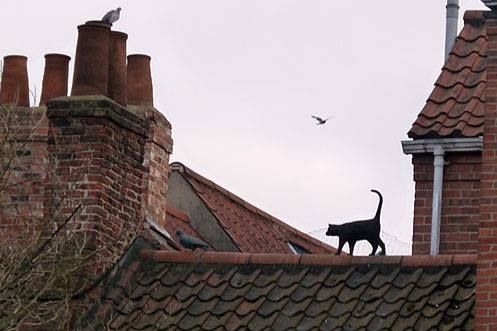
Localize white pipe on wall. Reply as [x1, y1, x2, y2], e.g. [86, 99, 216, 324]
[430, 145, 445, 255]
[402, 138, 482, 256]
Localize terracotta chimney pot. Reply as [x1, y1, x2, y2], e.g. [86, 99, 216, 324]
[108, 31, 128, 105]
[127, 54, 154, 106]
[0, 55, 30, 107]
[40, 54, 71, 106]
[71, 21, 111, 96]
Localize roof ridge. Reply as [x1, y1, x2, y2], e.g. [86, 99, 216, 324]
[141, 250, 477, 267]
[170, 162, 336, 253]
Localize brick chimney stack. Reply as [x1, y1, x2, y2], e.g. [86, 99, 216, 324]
[45, 96, 149, 270]
[0, 18, 173, 274]
[40, 54, 71, 106]
[41, 23, 172, 270]
[0, 55, 30, 107]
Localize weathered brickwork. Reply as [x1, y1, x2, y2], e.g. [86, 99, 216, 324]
[0, 99, 172, 272]
[131, 106, 173, 229]
[0, 20, 173, 277]
[412, 153, 481, 255]
[44, 96, 150, 268]
[0, 108, 49, 241]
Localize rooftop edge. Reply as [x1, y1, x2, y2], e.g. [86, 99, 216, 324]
[140, 250, 477, 267]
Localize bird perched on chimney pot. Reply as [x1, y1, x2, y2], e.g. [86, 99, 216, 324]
[101, 7, 121, 25]
[176, 229, 210, 250]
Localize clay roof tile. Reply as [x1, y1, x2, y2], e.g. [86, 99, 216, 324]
[171, 162, 336, 254]
[408, 11, 487, 139]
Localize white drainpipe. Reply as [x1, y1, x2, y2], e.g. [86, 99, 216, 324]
[402, 137, 482, 255]
[430, 145, 445, 255]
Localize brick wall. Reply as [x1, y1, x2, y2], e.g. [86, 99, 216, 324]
[45, 96, 150, 269]
[412, 152, 481, 255]
[0, 107, 49, 242]
[130, 106, 173, 229]
[477, 11, 497, 331]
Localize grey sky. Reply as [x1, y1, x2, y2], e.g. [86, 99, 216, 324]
[0, 1, 487, 252]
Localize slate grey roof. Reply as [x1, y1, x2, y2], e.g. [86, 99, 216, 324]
[77, 244, 475, 331]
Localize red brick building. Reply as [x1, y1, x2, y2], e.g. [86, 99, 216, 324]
[403, 10, 484, 256]
[402, 2, 497, 329]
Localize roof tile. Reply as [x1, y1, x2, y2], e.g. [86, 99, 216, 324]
[281, 297, 314, 316]
[227, 312, 258, 331]
[246, 311, 278, 330]
[77, 249, 476, 330]
[202, 313, 231, 330]
[408, 11, 486, 139]
[272, 312, 305, 331]
[258, 297, 288, 317]
[211, 297, 244, 316]
[290, 282, 320, 302]
[392, 268, 423, 287]
[407, 283, 437, 302]
[172, 162, 336, 254]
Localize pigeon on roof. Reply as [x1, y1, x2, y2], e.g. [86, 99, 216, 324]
[101, 7, 121, 25]
[176, 229, 210, 250]
[311, 115, 331, 125]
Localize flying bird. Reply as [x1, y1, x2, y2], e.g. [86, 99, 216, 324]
[176, 229, 210, 250]
[311, 115, 332, 125]
[101, 7, 121, 25]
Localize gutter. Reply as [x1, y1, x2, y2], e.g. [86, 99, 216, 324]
[401, 137, 482, 255]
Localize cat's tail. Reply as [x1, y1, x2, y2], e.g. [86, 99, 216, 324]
[370, 189, 383, 224]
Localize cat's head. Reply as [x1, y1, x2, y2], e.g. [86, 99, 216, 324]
[326, 224, 339, 236]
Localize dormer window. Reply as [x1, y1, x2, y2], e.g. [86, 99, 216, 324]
[287, 241, 310, 255]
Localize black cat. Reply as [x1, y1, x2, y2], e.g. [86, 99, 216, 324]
[326, 189, 386, 256]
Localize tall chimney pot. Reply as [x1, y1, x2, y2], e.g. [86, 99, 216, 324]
[127, 54, 154, 106]
[108, 31, 128, 105]
[40, 54, 71, 106]
[71, 21, 110, 96]
[0, 55, 30, 107]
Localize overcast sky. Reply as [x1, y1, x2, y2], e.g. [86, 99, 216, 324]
[0, 1, 488, 253]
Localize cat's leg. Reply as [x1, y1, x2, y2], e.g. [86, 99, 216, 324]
[378, 238, 386, 255]
[369, 240, 378, 256]
[336, 238, 345, 255]
[348, 241, 356, 256]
